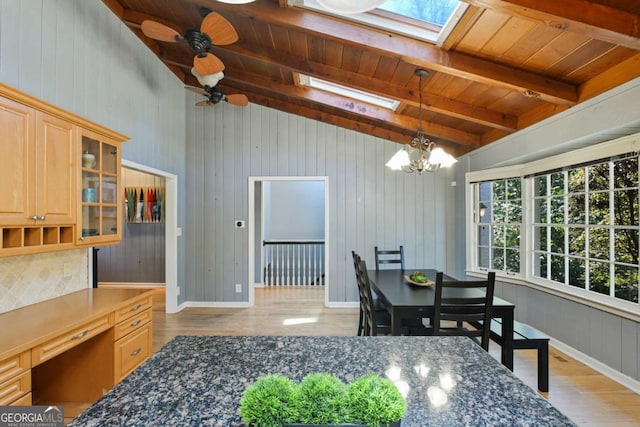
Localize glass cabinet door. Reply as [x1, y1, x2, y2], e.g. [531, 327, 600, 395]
[80, 133, 121, 243]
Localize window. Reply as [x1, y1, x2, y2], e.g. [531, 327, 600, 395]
[377, 0, 459, 27]
[467, 136, 640, 311]
[532, 156, 639, 303]
[293, 0, 466, 43]
[297, 74, 400, 110]
[474, 178, 522, 274]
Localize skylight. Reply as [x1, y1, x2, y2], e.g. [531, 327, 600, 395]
[298, 74, 400, 111]
[292, 0, 467, 44]
[378, 0, 459, 27]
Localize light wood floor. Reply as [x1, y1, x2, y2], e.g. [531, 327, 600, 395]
[151, 286, 640, 426]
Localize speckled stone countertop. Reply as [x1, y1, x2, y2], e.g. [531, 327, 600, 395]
[70, 336, 575, 426]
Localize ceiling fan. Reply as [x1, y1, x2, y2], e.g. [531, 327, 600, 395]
[141, 7, 238, 75]
[186, 85, 249, 107]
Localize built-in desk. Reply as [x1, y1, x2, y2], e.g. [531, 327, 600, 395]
[0, 288, 153, 419]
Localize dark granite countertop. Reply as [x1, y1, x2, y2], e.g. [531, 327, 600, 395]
[70, 336, 575, 426]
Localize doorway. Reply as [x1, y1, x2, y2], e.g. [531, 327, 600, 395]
[97, 160, 179, 313]
[248, 176, 330, 307]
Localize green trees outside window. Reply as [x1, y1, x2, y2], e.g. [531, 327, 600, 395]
[532, 156, 638, 303]
[474, 154, 639, 305]
[477, 178, 521, 273]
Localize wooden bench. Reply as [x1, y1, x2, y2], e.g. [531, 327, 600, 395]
[489, 318, 550, 392]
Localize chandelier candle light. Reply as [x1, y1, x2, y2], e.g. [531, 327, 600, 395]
[386, 69, 457, 174]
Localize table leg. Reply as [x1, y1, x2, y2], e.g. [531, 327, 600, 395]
[501, 310, 514, 371]
[391, 307, 402, 336]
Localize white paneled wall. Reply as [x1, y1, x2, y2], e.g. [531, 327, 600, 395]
[0, 0, 186, 309]
[185, 93, 452, 304]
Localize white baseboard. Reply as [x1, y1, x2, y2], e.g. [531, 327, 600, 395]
[326, 302, 359, 309]
[550, 338, 640, 394]
[177, 301, 251, 311]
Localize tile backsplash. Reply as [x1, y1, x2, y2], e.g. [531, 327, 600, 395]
[0, 249, 89, 313]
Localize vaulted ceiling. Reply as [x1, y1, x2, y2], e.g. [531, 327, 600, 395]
[103, 0, 640, 157]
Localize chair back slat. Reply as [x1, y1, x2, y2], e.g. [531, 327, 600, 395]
[374, 246, 405, 271]
[433, 271, 496, 351]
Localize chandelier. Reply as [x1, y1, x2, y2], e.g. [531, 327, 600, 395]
[385, 69, 457, 174]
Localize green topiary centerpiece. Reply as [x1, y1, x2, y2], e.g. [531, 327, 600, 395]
[239, 372, 406, 427]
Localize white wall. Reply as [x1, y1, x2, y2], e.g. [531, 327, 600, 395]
[265, 181, 325, 240]
[0, 0, 186, 310]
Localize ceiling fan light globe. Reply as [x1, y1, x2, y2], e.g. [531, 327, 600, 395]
[191, 68, 224, 87]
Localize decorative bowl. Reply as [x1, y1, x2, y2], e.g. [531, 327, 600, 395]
[404, 274, 434, 287]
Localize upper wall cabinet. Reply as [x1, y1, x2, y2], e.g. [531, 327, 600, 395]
[77, 129, 122, 246]
[0, 84, 128, 257]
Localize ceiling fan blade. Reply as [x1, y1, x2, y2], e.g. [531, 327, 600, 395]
[193, 53, 225, 75]
[200, 12, 239, 46]
[185, 85, 208, 95]
[195, 100, 213, 107]
[225, 94, 249, 107]
[141, 20, 181, 42]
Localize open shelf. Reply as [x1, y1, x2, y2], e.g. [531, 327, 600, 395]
[1, 226, 76, 253]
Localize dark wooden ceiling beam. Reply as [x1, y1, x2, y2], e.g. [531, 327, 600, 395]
[166, 51, 481, 147]
[221, 71, 481, 147]
[208, 42, 518, 131]
[217, 82, 465, 155]
[463, 0, 640, 50]
[186, 0, 579, 105]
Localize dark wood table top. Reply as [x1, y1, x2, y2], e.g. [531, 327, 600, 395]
[367, 268, 515, 311]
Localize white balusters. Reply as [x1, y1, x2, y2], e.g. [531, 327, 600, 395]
[263, 241, 325, 286]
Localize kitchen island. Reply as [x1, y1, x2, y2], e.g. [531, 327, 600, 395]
[70, 335, 575, 426]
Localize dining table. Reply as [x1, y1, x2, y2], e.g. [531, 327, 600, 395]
[367, 268, 516, 371]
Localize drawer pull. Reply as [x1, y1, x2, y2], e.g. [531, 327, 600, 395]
[130, 319, 142, 327]
[72, 329, 90, 340]
[130, 304, 142, 311]
[130, 348, 142, 356]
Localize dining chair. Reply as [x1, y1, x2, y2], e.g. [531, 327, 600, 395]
[352, 251, 368, 336]
[374, 245, 405, 270]
[432, 271, 496, 351]
[357, 258, 393, 336]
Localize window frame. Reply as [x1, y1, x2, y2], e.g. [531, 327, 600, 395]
[465, 132, 640, 318]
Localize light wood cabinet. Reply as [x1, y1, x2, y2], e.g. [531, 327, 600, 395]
[0, 351, 31, 405]
[77, 129, 122, 246]
[0, 289, 153, 416]
[0, 83, 128, 256]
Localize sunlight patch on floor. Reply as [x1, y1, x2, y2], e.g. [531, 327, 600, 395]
[283, 317, 319, 325]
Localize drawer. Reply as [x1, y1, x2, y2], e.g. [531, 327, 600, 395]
[32, 315, 112, 366]
[0, 351, 30, 384]
[10, 391, 31, 406]
[114, 308, 152, 341]
[114, 295, 153, 323]
[114, 322, 152, 382]
[0, 370, 31, 406]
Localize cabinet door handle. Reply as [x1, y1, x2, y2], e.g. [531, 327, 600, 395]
[79, 237, 85, 241]
[130, 319, 142, 327]
[130, 348, 141, 356]
[130, 304, 142, 311]
[39, 215, 46, 221]
[31, 215, 38, 220]
[72, 329, 90, 340]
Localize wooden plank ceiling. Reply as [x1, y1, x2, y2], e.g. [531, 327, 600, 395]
[103, 0, 640, 157]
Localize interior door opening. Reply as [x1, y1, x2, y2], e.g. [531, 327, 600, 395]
[248, 177, 329, 307]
